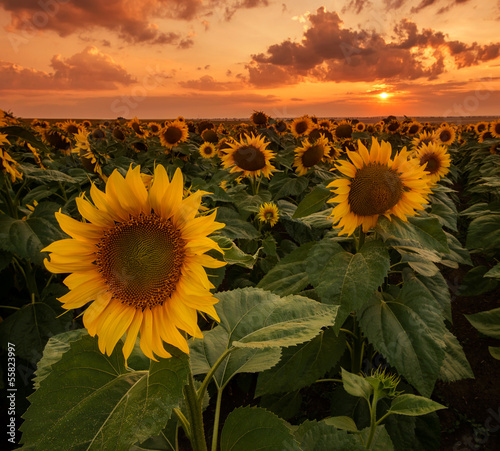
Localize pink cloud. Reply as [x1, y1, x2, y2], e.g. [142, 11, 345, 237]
[0, 46, 135, 91]
[246, 7, 500, 87]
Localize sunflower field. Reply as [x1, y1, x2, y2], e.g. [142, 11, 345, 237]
[1, 109, 499, 450]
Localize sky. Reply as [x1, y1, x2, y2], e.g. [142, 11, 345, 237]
[1, 0, 500, 120]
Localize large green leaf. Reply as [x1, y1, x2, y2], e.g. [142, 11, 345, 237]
[215, 206, 259, 240]
[255, 328, 347, 396]
[220, 407, 299, 451]
[466, 214, 500, 252]
[189, 325, 282, 389]
[438, 330, 474, 382]
[20, 334, 189, 450]
[257, 242, 316, 296]
[216, 288, 338, 349]
[293, 420, 365, 451]
[0, 302, 70, 362]
[388, 394, 446, 416]
[376, 216, 450, 255]
[292, 185, 331, 219]
[357, 425, 394, 450]
[33, 329, 89, 389]
[307, 238, 390, 332]
[465, 307, 500, 339]
[0, 202, 66, 264]
[358, 275, 446, 397]
[212, 235, 260, 268]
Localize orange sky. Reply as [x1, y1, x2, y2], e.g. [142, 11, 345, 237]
[1, 0, 500, 120]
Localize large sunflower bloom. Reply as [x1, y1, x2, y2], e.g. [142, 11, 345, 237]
[327, 137, 431, 236]
[413, 142, 451, 185]
[42, 165, 225, 364]
[221, 133, 275, 179]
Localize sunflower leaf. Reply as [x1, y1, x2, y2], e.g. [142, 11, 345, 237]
[358, 273, 447, 397]
[307, 238, 390, 332]
[220, 407, 299, 451]
[292, 185, 331, 219]
[216, 288, 337, 350]
[257, 241, 316, 296]
[20, 334, 190, 451]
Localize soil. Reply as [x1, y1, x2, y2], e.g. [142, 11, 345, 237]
[435, 265, 500, 451]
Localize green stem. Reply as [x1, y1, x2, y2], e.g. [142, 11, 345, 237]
[173, 408, 191, 441]
[357, 229, 366, 252]
[196, 348, 232, 404]
[315, 378, 343, 384]
[183, 372, 207, 451]
[365, 391, 380, 449]
[211, 387, 224, 451]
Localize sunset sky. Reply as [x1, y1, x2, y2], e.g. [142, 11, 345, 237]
[1, 0, 500, 120]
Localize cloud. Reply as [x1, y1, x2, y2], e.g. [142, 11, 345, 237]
[0, 0, 272, 45]
[246, 7, 500, 87]
[0, 0, 201, 45]
[178, 74, 247, 91]
[0, 47, 135, 91]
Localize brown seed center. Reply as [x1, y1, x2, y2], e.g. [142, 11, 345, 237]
[233, 145, 266, 171]
[163, 126, 183, 145]
[301, 144, 324, 168]
[348, 164, 403, 216]
[96, 214, 185, 309]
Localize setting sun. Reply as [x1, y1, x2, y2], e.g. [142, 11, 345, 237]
[379, 92, 390, 99]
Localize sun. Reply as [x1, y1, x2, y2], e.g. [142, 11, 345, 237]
[379, 92, 389, 99]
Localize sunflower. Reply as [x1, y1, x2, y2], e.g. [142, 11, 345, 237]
[0, 136, 23, 183]
[112, 127, 126, 141]
[148, 122, 162, 135]
[435, 124, 456, 146]
[41, 165, 225, 364]
[489, 119, 500, 139]
[160, 120, 189, 150]
[290, 116, 315, 138]
[221, 133, 275, 179]
[128, 118, 147, 137]
[258, 202, 279, 227]
[411, 130, 437, 150]
[478, 130, 494, 143]
[327, 137, 431, 236]
[355, 121, 366, 132]
[272, 119, 288, 135]
[385, 120, 401, 134]
[251, 111, 269, 127]
[406, 121, 422, 136]
[332, 120, 354, 141]
[61, 120, 81, 135]
[293, 136, 330, 176]
[201, 128, 218, 144]
[474, 121, 489, 135]
[413, 142, 451, 185]
[199, 142, 217, 159]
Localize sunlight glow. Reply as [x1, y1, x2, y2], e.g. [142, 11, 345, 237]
[379, 92, 389, 99]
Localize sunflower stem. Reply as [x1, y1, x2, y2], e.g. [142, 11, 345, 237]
[173, 408, 191, 441]
[196, 347, 232, 404]
[356, 229, 366, 252]
[183, 372, 207, 451]
[211, 387, 224, 451]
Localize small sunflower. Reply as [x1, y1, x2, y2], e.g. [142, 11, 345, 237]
[435, 124, 456, 146]
[406, 121, 422, 136]
[201, 128, 218, 144]
[478, 130, 494, 143]
[290, 116, 315, 138]
[327, 137, 431, 236]
[489, 119, 500, 139]
[474, 121, 489, 135]
[222, 133, 275, 179]
[413, 142, 451, 185]
[0, 140, 23, 183]
[160, 120, 189, 150]
[42, 165, 225, 364]
[411, 130, 437, 150]
[251, 111, 269, 127]
[148, 122, 162, 135]
[272, 119, 288, 135]
[61, 120, 81, 135]
[385, 120, 401, 134]
[128, 118, 147, 137]
[113, 127, 126, 141]
[332, 120, 354, 141]
[199, 142, 217, 159]
[355, 122, 366, 132]
[258, 202, 279, 227]
[293, 136, 330, 176]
